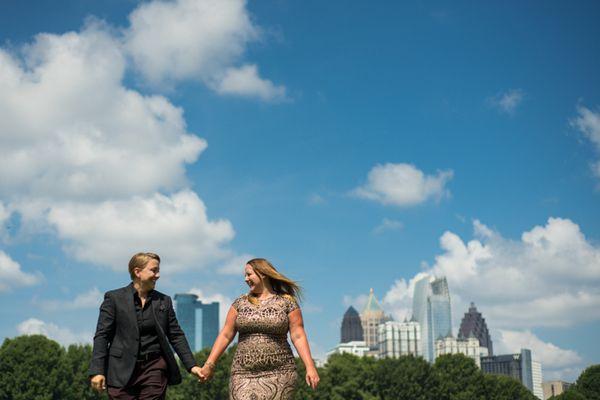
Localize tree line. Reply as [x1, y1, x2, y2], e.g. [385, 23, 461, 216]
[1, 335, 598, 400]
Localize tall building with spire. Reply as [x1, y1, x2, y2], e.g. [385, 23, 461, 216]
[341, 306, 364, 343]
[360, 288, 390, 351]
[412, 275, 452, 362]
[458, 302, 493, 355]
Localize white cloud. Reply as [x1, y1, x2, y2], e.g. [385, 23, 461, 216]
[0, 22, 238, 273]
[44, 190, 234, 272]
[379, 218, 600, 372]
[382, 272, 430, 321]
[496, 329, 582, 368]
[188, 287, 234, 328]
[353, 163, 453, 207]
[38, 287, 102, 311]
[372, 218, 403, 235]
[217, 253, 254, 275]
[17, 318, 91, 346]
[0, 25, 206, 202]
[425, 218, 600, 328]
[212, 64, 287, 101]
[488, 89, 525, 114]
[307, 193, 325, 206]
[125, 0, 260, 86]
[571, 105, 600, 180]
[0, 251, 42, 292]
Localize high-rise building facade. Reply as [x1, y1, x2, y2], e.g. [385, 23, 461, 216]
[532, 361, 543, 399]
[327, 341, 370, 359]
[341, 306, 364, 343]
[360, 288, 390, 351]
[481, 349, 535, 393]
[435, 336, 489, 368]
[412, 275, 453, 362]
[378, 320, 421, 358]
[458, 302, 493, 355]
[542, 381, 572, 399]
[174, 293, 219, 352]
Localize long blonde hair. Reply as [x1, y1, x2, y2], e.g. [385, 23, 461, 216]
[246, 258, 302, 305]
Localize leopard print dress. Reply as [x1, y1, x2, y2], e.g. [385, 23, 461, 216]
[229, 294, 298, 400]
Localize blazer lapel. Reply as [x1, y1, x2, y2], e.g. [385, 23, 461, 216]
[126, 283, 139, 338]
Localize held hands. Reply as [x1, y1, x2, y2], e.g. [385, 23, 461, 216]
[305, 367, 320, 390]
[190, 366, 204, 382]
[90, 374, 106, 392]
[198, 361, 215, 382]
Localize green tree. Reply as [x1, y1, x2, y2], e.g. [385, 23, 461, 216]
[482, 374, 537, 400]
[552, 389, 587, 400]
[575, 364, 600, 400]
[314, 353, 378, 400]
[57, 344, 106, 400]
[0, 335, 64, 400]
[375, 355, 435, 400]
[432, 354, 486, 400]
[167, 346, 235, 400]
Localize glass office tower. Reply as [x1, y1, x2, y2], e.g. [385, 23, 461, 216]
[174, 293, 219, 352]
[412, 275, 452, 362]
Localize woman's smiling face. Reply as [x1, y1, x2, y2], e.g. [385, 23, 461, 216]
[244, 263, 264, 294]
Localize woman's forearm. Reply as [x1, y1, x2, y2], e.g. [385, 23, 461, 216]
[292, 332, 316, 370]
[206, 330, 235, 364]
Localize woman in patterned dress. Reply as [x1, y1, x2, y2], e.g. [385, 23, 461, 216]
[199, 258, 319, 399]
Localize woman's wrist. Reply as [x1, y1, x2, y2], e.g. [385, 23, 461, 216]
[204, 360, 216, 370]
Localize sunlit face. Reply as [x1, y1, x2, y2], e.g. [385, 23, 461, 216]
[135, 259, 160, 289]
[244, 264, 264, 294]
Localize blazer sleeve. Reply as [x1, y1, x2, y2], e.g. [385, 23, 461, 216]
[88, 292, 116, 376]
[165, 296, 197, 371]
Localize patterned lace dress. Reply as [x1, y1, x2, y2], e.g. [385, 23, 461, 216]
[229, 294, 298, 400]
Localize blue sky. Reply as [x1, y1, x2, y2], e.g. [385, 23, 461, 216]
[1, 0, 599, 382]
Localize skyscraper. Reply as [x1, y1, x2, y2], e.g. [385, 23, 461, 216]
[412, 275, 453, 362]
[481, 349, 536, 393]
[174, 293, 219, 352]
[378, 319, 421, 358]
[458, 302, 493, 355]
[341, 306, 364, 343]
[360, 288, 389, 351]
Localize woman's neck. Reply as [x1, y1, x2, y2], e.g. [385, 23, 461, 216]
[133, 281, 149, 298]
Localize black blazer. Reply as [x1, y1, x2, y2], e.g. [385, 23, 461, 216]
[88, 283, 196, 387]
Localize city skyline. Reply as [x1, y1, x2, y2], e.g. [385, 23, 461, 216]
[0, 0, 599, 384]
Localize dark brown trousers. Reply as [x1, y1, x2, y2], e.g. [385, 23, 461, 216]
[108, 356, 168, 400]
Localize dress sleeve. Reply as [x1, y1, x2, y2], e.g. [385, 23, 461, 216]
[285, 296, 299, 314]
[232, 295, 246, 311]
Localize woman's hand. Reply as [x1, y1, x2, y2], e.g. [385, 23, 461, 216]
[199, 364, 214, 382]
[305, 367, 320, 390]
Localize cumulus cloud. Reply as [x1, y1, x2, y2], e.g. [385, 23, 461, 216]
[0, 17, 241, 273]
[379, 218, 599, 372]
[45, 190, 234, 271]
[488, 89, 525, 114]
[38, 287, 102, 311]
[372, 218, 403, 235]
[217, 253, 255, 275]
[0, 251, 42, 292]
[353, 163, 453, 207]
[571, 105, 600, 179]
[496, 329, 582, 369]
[212, 64, 287, 101]
[17, 318, 91, 346]
[0, 25, 205, 202]
[124, 0, 286, 99]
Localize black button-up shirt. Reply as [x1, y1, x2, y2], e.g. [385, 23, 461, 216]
[133, 290, 161, 357]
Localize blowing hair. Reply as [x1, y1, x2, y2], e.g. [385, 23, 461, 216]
[246, 258, 302, 305]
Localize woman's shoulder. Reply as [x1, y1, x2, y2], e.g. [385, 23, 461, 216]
[231, 294, 249, 310]
[279, 294, 299, 312]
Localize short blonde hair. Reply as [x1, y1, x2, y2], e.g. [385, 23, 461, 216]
[128, 252, 160, 280]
